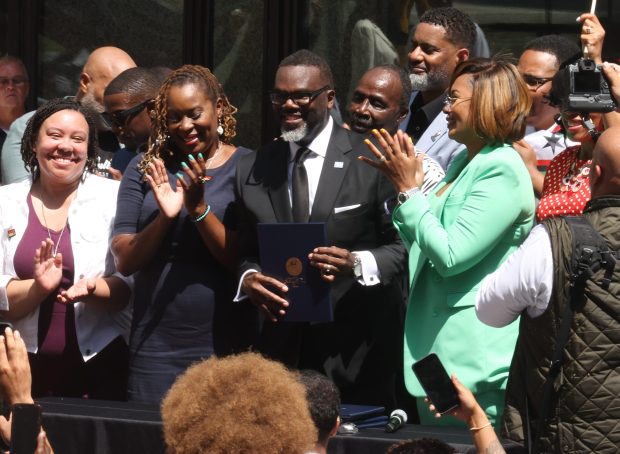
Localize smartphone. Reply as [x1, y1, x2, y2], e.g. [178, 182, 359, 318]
[10, 403, 42, 454]
[412, 353, 460, 414]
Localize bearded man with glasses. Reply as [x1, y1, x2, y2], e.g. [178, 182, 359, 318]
[235, 49, 406, 410]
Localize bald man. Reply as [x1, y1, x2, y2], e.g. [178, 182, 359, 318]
[475, 126, 620, 452]
[1, 46, 136, 184]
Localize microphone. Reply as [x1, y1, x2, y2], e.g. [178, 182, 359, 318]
[384, 409, 407, 433]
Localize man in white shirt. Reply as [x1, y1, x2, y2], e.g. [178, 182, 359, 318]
[236, 50, 406, 409]
[475, 126, 620, 452]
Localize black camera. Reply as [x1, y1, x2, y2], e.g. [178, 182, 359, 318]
[551, 58, 617, 113]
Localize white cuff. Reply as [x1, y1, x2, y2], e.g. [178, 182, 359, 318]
[233, 269, 259, 302]
[353, 250, 381, 286]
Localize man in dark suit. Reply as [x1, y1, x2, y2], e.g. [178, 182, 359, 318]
[235, 50, 406, 408]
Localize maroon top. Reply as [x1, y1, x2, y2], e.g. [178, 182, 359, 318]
[14, 195, 77, 355]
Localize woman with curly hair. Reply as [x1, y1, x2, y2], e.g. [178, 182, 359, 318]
[112, 65, 257, 403]
[0, 98, 131, 399]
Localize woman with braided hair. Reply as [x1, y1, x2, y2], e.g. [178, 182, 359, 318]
[112, 65, 257, 403]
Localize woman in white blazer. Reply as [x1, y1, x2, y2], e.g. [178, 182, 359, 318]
[0, 98, 131, 399]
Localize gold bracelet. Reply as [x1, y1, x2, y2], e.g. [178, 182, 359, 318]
[469, 422, 493, 432]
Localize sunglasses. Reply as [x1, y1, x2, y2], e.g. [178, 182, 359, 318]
[101, 99, 152, 128]
[522, 74, 552, 90]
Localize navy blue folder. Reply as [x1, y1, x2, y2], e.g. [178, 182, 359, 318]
[340, 404, 386, 422]
[257, 222, 332, 322]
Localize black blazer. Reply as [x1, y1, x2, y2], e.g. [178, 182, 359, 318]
[235, 125, 406, 306]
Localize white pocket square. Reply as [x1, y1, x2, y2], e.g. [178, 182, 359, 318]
[334, 204, 361, 214]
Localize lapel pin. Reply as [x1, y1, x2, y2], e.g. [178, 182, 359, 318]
[334, 161, 344, 168]
[7, 227, 16, 239]
[431, 132, 442, 142]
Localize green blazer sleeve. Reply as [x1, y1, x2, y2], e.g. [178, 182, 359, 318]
[393, 144, 534, 277]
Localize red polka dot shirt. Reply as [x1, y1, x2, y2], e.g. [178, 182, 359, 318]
[536, 146, 591, 222]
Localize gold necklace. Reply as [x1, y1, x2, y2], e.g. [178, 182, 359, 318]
[201, 142, 223, 182]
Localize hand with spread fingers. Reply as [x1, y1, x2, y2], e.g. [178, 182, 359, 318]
[33, 239, 63, 295]
[578, 13, 605, 63]
[144, 158, 184, 220]
[308, 246, 354, 282]
[241, 272, 289, 322]
[56, 277, 97, 304]
[359, 128, 425, 193]
[176, 153, 211, 219]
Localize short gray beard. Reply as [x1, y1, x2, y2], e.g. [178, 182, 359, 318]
[409, 68, 450, 92]
[80, 91, 105, 114]
[280, 122, 308, 143]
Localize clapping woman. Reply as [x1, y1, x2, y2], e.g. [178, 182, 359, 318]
[112, 65, 256, 403]
[0, 98, 131, 399]
[361, 58, 535, 426]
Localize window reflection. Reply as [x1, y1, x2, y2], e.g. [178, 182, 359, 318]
[38, 0, 182, 103]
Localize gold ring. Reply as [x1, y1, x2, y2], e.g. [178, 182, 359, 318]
[199, 176, 211, 183]
[584, 26, 592, 34]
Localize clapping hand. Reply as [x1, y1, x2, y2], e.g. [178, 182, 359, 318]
[145, 158, 184, 220]
[33, 239, 62, 295]
[359, 129, 424, 193]
[175, 153, 211, 219]
[57, 278, 97, 305]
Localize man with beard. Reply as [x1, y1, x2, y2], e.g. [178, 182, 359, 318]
[348, 64, 444, 195]
[400, 7, 475, 171]
[235, 50, 406, 409]
[1, 46, 136, 183]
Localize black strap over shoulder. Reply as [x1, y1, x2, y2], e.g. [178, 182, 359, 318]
[531, 216, 618, 454]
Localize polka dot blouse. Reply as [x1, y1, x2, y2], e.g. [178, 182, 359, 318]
[536, 145, 591, 223]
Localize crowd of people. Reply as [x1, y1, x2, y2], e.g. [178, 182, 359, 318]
[0, 4, 619, 453]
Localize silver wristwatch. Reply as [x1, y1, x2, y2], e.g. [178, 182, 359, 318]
[397, 187, 420, 204]
[352, 253, 362, 279]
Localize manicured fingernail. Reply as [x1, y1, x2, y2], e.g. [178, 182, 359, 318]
[176, 172, 184, 179]
[380, 128, 388, 134]
[181, 162, 189, 168]
[197, 153, 204, 160]
[371, 129, 379, 135]
[364, 139, 371, 145]
[188, 154, 195, 161]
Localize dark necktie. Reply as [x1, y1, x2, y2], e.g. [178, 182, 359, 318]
[292, 147, 311, 222]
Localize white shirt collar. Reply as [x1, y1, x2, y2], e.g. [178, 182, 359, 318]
[289, 116, 333, 161]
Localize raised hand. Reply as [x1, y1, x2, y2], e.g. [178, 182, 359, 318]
[144, 158, 184, 220]
[359, 129, 424, 193]
[57, 277, 97, 304]
[33, 239, 63, 295]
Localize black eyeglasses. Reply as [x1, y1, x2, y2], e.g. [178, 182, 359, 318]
[269, 85, 330, 106]
[101, 99, 152, 128]
[522, 74, 553, 90]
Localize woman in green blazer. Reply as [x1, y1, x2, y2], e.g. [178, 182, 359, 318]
[362, 58, 535, 426]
